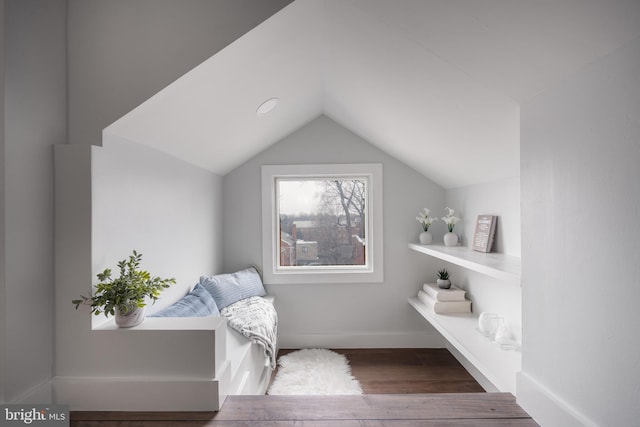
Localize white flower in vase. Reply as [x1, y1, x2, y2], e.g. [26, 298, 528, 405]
[442, 207, 461, 246]
[416, 208, 437, 245]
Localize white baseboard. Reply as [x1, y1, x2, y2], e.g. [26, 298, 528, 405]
[52, 377, 223, 411]
[278, 331, 446, 349]
[516, 371, 597, 427]
[9, 379, 52, 404]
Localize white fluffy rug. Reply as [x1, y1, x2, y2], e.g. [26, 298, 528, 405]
[267, 348, 363, 395]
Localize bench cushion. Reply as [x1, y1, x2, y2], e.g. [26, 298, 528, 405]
[151, 283, 220, 317]
[199, 267, 266, 310]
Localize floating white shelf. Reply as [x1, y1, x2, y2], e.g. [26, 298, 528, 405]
[408, 297, 520, 393]
[408, 243, 521, 285]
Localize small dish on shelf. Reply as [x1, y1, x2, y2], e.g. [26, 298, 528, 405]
[475, 326, 520, 351]
[498, 341, 519, 351]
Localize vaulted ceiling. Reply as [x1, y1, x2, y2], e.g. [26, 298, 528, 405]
[104, 0, 640, 189]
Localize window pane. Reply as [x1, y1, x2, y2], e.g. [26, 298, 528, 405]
[277, 178, 367, 268]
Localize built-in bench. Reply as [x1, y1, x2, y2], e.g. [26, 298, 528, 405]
[53, 297, 275, 411]
[53, 144, 276, 411]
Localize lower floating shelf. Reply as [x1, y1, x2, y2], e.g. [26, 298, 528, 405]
[408, 297, 520, 393]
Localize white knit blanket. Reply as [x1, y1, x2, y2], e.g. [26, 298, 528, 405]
[221, 296, 278, 369]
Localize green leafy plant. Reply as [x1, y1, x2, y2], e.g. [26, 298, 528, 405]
[437, 268, 450, 280]
[72, 250, 176, 317]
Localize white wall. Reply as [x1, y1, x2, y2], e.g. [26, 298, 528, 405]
[442, 179, 522, 393]
[2, 0, 66, 403]
[223, 115, 447, 348]
[55, 138, 224, 377]
[444, 178, 522, 344]
[94, 134, 225, 316]
[0, 0, 6, 405]
[446, 177, 521, 257]
[518, 37, 640, 426]
[1, 0, 292, 404]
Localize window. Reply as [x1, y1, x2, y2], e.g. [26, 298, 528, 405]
[262, 164, 383, 284]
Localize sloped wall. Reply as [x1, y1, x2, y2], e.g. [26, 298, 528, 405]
[67, 0, 293, 147]
[223, 115, 447, 348]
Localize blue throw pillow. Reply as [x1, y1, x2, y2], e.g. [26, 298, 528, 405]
[199, 267, 266, 310]
[150, 283, 220, 317]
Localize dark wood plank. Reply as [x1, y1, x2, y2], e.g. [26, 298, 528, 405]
[358, 379, 487, 394]
[71, 394, 536, 426]
[72, 420, 538, 427]
[213, 393, 530, 421]
[71, 412, 217, 421]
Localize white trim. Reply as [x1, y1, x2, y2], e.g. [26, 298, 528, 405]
[261, 163, 383, 284]
[516, 371, 598, 427]
[278, 331, 445, 349]
[53, 377, 225, 411]
[8, 378, 52, 404]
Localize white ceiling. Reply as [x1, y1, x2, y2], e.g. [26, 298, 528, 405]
[104, 0, 640, 189]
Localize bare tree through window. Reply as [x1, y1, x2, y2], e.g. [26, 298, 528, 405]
[277, 178, 367, 268]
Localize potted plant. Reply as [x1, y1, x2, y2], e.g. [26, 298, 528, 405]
[442, 207, 461, 246]
[436, 268, 451, 289]
[72, 250, 175, 328]
[416, 208, 438, 245]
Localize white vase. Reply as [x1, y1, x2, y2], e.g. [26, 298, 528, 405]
[115, 305, 146, 328]
[419, 231, 432, 245]
[443, 232, 459, 247]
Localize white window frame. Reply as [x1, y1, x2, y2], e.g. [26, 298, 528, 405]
[261, 163, 383, 284]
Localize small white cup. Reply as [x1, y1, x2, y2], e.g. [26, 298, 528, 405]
[494, 323, 511, 345]
[478, 313, 502, 339]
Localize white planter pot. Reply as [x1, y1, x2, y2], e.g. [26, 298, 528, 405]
[115, 305, 146, 328]
[419, 231, 432, 245]
[436, 278, 451, 289]
[443, 232, 459, 247]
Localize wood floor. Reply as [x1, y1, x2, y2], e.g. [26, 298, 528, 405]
[70, 348, 537, 426]
[317, 348, 486, 394]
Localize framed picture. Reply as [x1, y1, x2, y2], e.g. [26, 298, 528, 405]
[472, 215, 497, 253]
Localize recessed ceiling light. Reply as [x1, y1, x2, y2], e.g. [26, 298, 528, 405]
[256, 98, 280, 117]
